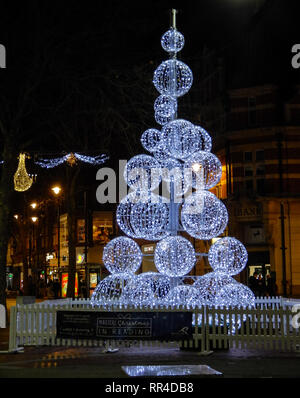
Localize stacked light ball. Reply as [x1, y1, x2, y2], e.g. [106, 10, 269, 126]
[184, 151, 222, 189]
[215, 283, 255, 308]
[161, 119, 199, 160]
[193, 272, 237, 306]
[153, 60, 193, 98]
[124, 154, 161, 191]
[103, 237, 142, 274]
[208, 237, 248, 275]
[181, 191, 228, 240]
[90, 273, 130, 306]
[140, 129, 162, 153]
[154, 236, 196, 277]
[161, 28, 185, 53]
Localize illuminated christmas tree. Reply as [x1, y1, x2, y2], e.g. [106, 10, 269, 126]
[91, 10, 255, 310]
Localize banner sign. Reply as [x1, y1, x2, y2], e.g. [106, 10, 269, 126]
[56, 311, 193, 341]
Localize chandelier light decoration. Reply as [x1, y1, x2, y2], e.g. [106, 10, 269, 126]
[14, 153, 33, 192]
[91, 10, 254, 312]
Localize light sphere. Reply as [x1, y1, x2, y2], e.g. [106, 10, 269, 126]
[102, 237, 142, 274]
[161, 119, 199, 160]
[161, 28, 185, 53]
[154, 110, 174, 126]
[90, 273, 130, 306]
[164, 285, 202, 307]
[154, 236, 196, 277]
[194, 125, 212, 152]
[124, 154, 161, 191]
[117, 192, 170, 241]
[152, 144, 171, 162]
[140, 128, 162, 153]
[122, 273, 157, 306]
[215, 283, 255, 308]
[153, 60, 193, 98]
[181, 191, 228, 240]
[184, 151, 222, 189]
[154, 95, 177, 118]
[208, 237, 248, 276]
[193, 272, 237, 306]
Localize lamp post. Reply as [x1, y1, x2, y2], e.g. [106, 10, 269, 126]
[51, 186, 62, 277]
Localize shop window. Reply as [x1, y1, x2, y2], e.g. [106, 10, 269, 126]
[77, 219, 86, 243]
[93, 216, 113, 244]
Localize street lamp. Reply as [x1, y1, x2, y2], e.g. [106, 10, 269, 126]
[30, 202, 38, 210]
[51, 185, 62, 273]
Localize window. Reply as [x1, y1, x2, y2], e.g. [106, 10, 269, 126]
[244, 151, 252, 162]
[245, 179, 254, 193]
[256, 165, 265, 176]
[93, 215, 113, 244]
[244, 167, 253, 177]
[256, 150, 264, 161]
[256, 178, 265, 195]
[77, 219, 86, 243]
[248, 97, 256, 126]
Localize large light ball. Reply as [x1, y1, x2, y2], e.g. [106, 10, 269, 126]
[153, 60, 193, 98]
[90, 273, 130, 306]
[194, 125, 212, 152]
[103, 237, 142, 274]
[184, 151, 222, 189]
[154, 95, 177, 118]
[208, 237, 248, 276]
[124, 154, 161, 191]
[140, 129, 162, 153]
[161, 28, 185, 53]
[215, 283, 255, 308]
[117, 192, 170, 241]
[122, 273, 156, 306]
[154, 236, 196, 277]
[161, 119, 199, 160]
[164, 285, 202, 307]
[181, 191, 228, 240]
[193, 272, 237, 306]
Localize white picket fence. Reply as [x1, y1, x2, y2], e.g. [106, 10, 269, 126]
[7, 296, 300, 353]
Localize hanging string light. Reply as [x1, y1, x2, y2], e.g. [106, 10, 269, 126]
[35, 152, 108, 168]
[14, 153, 33, 192]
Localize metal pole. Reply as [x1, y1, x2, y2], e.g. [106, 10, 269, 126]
[280, 202, 287, 296]
[57, 202, 60, 269]
[171, 9, 177, 29]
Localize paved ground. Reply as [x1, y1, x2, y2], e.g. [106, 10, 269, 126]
[1, 299, 300, 382]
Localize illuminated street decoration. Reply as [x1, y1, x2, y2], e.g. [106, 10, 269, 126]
[35, 152, 108, 168]
[92, 11, 252, 311]
[14, 153, 33, 192]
